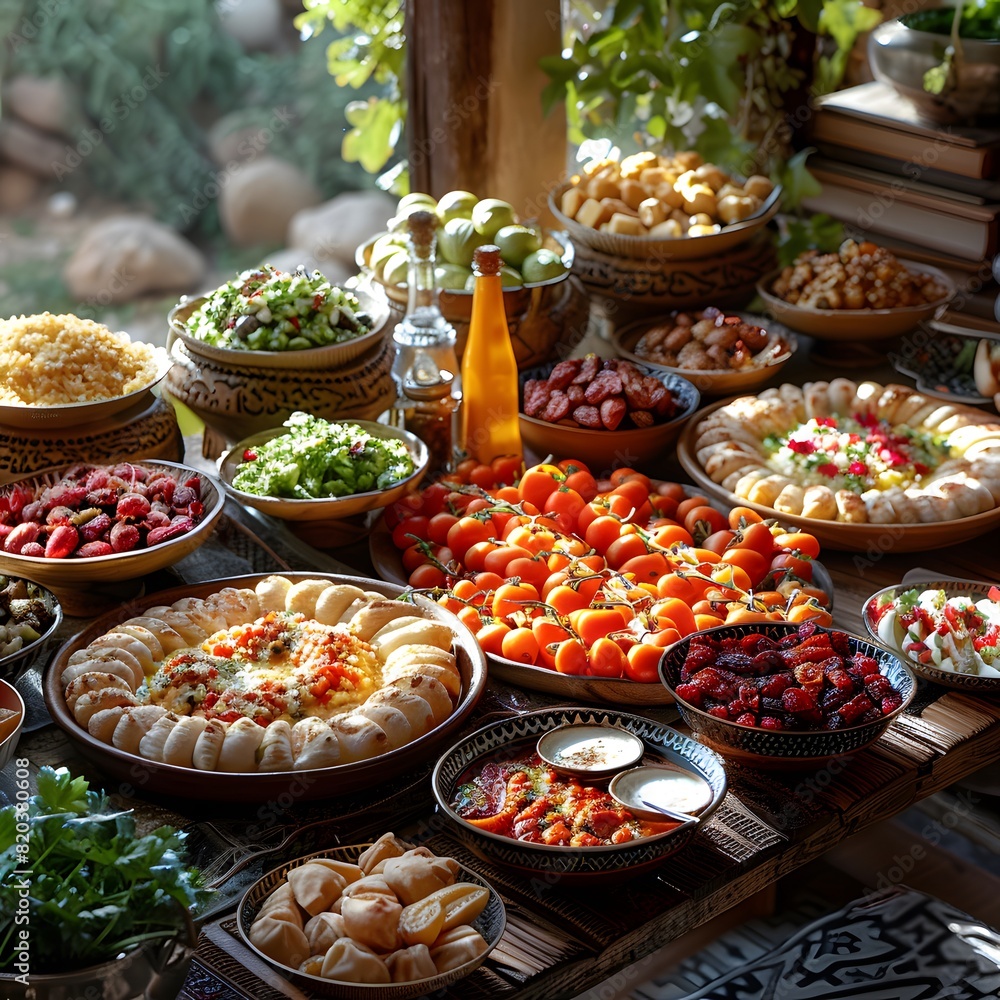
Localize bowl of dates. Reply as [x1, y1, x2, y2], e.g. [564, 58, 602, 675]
[659, 621, 915, 767]
[519, 356, 699, 477]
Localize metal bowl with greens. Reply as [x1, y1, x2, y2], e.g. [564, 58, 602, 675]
[218, 413, 429, 522]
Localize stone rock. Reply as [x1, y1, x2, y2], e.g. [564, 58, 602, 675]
[262, 248, 354, 286]
[216, 0, 283, 52]
[2, 75, 74, 136]
[63, 215, 207, 304]
[206, 111, 272, 167]
[0, 118, 67, 178]
[287, 190, 395, 269]
[0, 166, 41, 212]
[218, 156, 320, 248]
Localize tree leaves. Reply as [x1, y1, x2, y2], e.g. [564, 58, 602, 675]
[342, 97, 404, 173]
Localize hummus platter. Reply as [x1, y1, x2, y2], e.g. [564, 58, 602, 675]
[679, 379, 1000, 550]
[45, 574, 486, 801]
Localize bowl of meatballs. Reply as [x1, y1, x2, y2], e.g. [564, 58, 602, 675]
[611, 307, 797, 396]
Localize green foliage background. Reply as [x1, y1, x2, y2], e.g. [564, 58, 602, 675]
[0, 0, 370, 235]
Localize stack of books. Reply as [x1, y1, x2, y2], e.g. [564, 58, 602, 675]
[805, 80, 1000, 328]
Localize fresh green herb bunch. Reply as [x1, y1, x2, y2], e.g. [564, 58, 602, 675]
[0, 767, 208, 973]
[233, 411, 416, 499]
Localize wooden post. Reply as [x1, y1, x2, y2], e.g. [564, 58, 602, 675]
[405, 0, 567, 223]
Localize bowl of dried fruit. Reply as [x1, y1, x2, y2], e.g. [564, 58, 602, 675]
[658, 621, 916, 768]
[612, 308, 796, 396]
[0, 460, 225, 614]
[519, 356, 699, 478]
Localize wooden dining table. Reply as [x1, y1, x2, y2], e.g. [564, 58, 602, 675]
[5, 328, 1000, 1000]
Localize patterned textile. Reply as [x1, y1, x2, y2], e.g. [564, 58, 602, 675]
[671, 887, 1000, 1000]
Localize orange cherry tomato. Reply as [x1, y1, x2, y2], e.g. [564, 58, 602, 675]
[772, 531, 822, 560]
[546, 584, 593, 616]
[624, 642, 662, 683]
[604, 532, 650, 569]
[585, 515, 625, 554]
[401, 543, 431, 573]
[531, 618, 571, 659]
[451, 578, 479, 601]
[482, 545, 531, 577]
[656, 572, 699, 602]
[464, 539, 501, 573]
[494, 485, 521, 504]
[649, 495, 680, 520]
[724, 608, 784, 624]
[454, 457, 479, 483]
[701, 529, 737, 556]
[733, 521, 777, 559]
[506, 556, 551, 592]
[651, 524, 695, 549]
[609, 468, 652, 492]
[518, 464, 565, 509]
[468, 464, 497, 489]
[472, 571, 505, 593]
[675, 495, 713, 521]
[543, 486, 586, 529]
[682, 505, 729, 543]
[501, 626, 540, 664]
[610, 478, 651, 511]
[408, 562, 446, 589]
[554, 637, 588, 674]
[727, 505, 763, 529]
[588, 636, 627, 678]
[457, 605, 484, 633]
[477, 620, 512, 655]
[656, 481, 687, 501]
[569, 608, 626, 648]
[650, 597, 697, 637]
[619, 552, 670, 585]
[694, 612, 726, 631]
[446, 516, 494, 562]
[719, 547, 770, 588]
[491, 582, 540, 619]
[504, 523, 557, 555]
[491, 454, 523, 487]
[787, 603, 833, 625]
[644, 626, 682, 648]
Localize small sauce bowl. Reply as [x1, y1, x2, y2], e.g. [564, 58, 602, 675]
[536, 725, 645, 780]
[609, 764, 714, 823]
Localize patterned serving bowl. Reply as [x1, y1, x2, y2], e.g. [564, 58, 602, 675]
[862, 579, 1000, 693]
[236, 843, 506, 999]
[659, 622, 916, 768]
[431, 707, 727, 884]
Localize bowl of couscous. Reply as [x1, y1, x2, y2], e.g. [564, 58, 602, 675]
[0, 313, 171, 429]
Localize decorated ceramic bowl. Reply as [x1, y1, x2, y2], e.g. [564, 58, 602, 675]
[659, 622, 916, 768]
[431, 707, 727, 883]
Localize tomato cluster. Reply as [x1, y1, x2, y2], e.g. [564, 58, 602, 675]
[383, 460, 832, 683]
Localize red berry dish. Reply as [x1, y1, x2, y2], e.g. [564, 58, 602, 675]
[659, 622, 915, 764]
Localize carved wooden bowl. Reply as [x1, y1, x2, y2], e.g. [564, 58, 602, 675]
[163, 336, 396, 448]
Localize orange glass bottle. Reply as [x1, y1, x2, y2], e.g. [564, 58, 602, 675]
[460, 245, 523, 466]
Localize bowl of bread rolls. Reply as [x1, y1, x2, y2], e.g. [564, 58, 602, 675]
[238, 833, 506, 998]
[551, 150, 780, 261]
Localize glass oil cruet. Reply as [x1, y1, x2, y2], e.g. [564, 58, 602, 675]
[390, 209, 461, 429]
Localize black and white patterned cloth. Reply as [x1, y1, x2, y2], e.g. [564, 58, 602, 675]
[669, 887, 1000, 1000]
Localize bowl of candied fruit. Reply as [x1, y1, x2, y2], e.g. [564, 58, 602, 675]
[659, 621, 916, 767]
[756, 239, 954, 341]
[0, 460, 225, 614]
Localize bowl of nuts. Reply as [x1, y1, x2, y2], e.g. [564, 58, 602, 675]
[550, 151, 780, 261]
[612, 308, 797, 396]
[757, 240, 955, 341]
[519, 356, 700, 477]
[0, 460, 226, 614]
